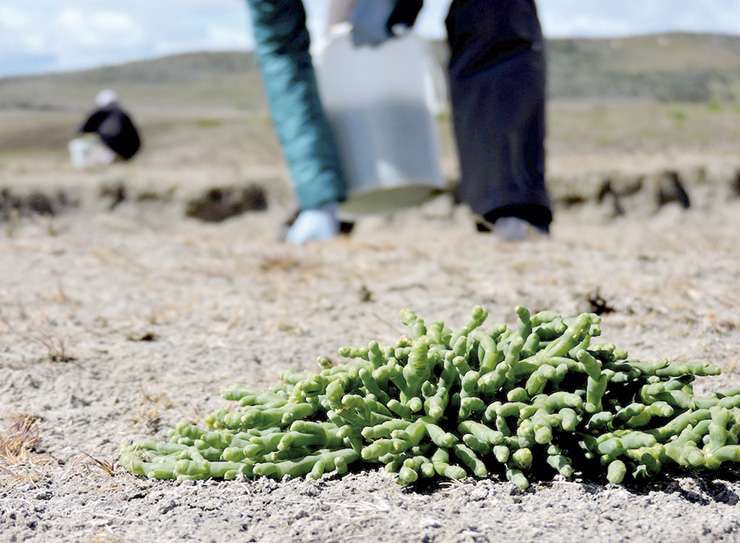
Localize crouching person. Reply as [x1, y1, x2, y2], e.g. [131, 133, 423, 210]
[69, 89, 142, 169]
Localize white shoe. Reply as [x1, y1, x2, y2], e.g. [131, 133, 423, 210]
[285, 203, 340, 245]
[492, 217, 547, 242]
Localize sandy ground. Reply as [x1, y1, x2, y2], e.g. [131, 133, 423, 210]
[1, 101, 740, 541]
[1, 163, 740, 541]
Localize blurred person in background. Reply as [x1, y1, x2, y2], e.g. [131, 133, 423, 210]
[246, 0, 551, 244]
[69, 90, 142, 169]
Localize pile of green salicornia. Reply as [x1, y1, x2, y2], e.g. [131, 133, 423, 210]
[121, 306, 740, 490]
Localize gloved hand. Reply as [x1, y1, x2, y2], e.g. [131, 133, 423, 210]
[285, 203, 340, 245]
[350, 0, 398, 47]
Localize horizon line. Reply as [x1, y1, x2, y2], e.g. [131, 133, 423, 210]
[2, 30, 738, 80]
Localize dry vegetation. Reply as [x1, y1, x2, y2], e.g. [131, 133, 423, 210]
[0, 311, 76, 364]
[0, 415, 53, 487]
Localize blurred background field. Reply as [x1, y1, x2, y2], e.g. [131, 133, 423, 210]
[2, 33, 739, 207]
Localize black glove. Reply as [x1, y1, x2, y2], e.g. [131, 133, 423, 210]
[351, 0, 424, 47]
[386, 0, 424, 36]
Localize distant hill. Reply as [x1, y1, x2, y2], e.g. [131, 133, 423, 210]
[1, 33, 739, 112]
[0, 52, 265, 112]
[430, 32, 740, 103]
[547, 33, 740, 102]
[61, 51, 259, 85]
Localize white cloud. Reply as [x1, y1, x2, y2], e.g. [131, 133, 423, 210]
[0, 6, 50, 73]
[539, 0, 740, 37]
[0, 1, 251, 75]
[51, 9, 147, 69]
[0, 6, 30, 30]
[205, 25, 250, 49]
[91, 11, 142, 35]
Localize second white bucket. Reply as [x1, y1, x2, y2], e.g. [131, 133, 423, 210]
[315, 27, 445, 216]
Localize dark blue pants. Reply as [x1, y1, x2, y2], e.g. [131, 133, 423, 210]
[447, 0, 551, 228]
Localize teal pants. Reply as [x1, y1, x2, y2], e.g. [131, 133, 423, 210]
[245, 0, 346, 210]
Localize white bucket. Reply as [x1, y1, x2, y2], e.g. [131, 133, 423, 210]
[68, 135, 117, 170]
[315, 27, 445, 215]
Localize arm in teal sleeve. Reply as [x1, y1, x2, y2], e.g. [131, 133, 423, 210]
[245, 0, 346, 210]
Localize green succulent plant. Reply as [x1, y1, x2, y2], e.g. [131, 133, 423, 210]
[121, 306, 740, 491]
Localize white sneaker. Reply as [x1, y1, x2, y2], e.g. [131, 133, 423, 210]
[285, 203, 340, 245]
[492, 216, 547, 242]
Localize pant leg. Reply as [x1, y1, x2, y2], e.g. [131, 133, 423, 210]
[246, 0, 346, 210]
[446, 0, 551, 228]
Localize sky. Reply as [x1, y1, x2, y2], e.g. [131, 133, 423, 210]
[1, 0, 740, 77]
